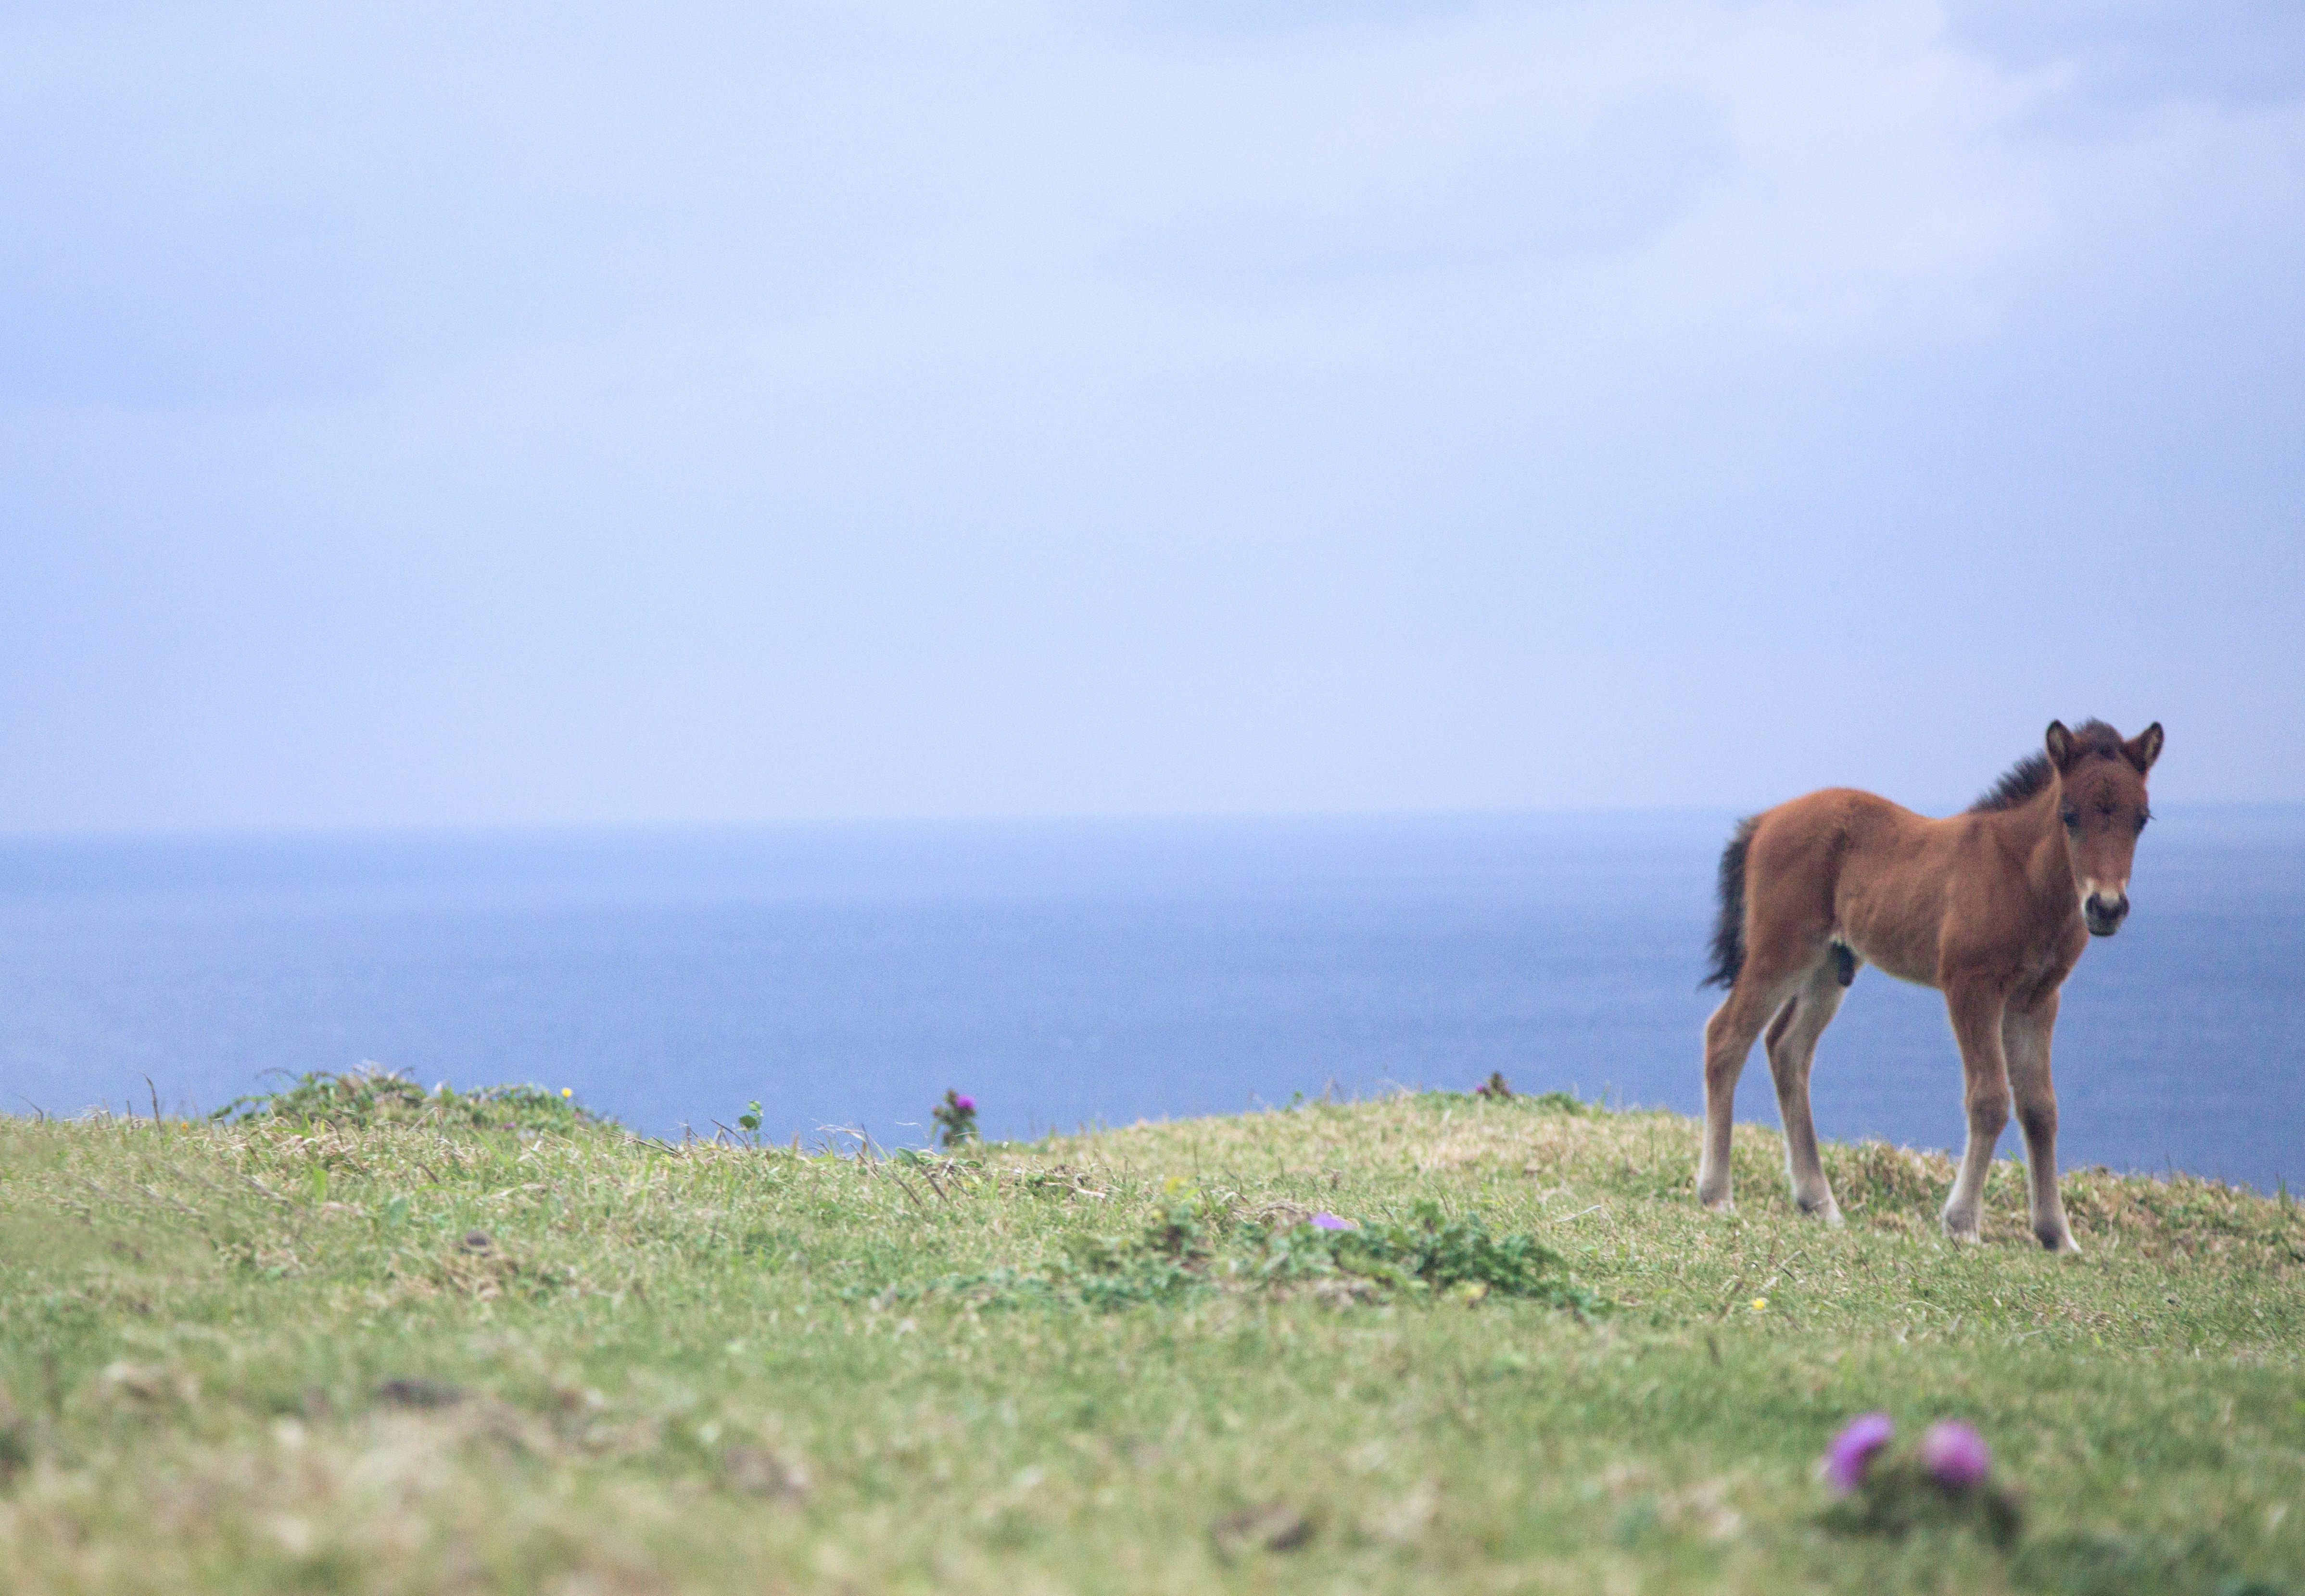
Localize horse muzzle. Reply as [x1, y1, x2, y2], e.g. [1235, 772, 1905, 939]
[2083, 892, 2129, 937]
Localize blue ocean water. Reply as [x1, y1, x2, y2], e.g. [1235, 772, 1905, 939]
[0, 808, 2297, 1192]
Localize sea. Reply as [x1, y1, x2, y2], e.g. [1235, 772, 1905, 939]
[1, 807, 2298, 1193]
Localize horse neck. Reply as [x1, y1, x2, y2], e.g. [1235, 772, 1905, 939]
[2003, 781, 2077, 909]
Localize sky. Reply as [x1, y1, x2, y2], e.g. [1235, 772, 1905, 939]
[3, 0, 2301, 833]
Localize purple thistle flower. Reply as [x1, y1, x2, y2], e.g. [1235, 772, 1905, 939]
[1823, 1413, 1895, 1494]
[1919, 1420, 1991, 1490]
[953, 1094, 975, 1113]
[1308, 1212, 1355, 1231]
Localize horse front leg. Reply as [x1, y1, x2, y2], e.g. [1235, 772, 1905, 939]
[2004, 991, 2080, 1253]
[1940, 979, 2012, 1243]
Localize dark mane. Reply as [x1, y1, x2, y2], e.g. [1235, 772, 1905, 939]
[1967, 719, 2126, 813]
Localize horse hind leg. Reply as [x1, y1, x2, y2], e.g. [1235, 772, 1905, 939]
[1697, 963, 1806, 1212]
[1768, 957, 1850, 1222]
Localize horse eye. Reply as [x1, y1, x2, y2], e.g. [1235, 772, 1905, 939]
[2060, 806, 2079, 830]
[2135, 811, 2151, 833]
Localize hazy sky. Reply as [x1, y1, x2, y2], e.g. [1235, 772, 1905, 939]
[4, 0, 2301, 832]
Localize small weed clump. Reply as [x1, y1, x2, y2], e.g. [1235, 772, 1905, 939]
[1442, 1081, 1587, 1116]
[932, 1089, 979, 1148]
[1250, 1200, 1598, 1307]
[211, 1067, 603, 1135]
[1817, 1415, 2022, 1549]
[909, 1192, 1599, 1314]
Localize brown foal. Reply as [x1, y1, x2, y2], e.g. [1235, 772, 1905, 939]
[1695, 719, 2163, 1250]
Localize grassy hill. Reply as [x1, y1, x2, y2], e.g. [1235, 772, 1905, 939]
[1, 1078, 2300, 1594]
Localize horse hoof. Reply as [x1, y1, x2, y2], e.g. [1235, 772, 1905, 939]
[1797, 1196, 1843, 1225]
[1941, 1217, 1981, 1244]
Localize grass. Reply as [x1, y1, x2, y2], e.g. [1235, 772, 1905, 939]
[1, 1073, 2301, 1594]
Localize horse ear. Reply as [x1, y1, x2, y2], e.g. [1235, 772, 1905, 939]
[2125, 722, 2164, 774]
[2044, 721, 2075, 771]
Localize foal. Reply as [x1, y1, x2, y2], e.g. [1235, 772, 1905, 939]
[1695, 719, 2162, 1251]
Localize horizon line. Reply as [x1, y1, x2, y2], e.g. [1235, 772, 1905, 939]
[5, 796, 2303, 850]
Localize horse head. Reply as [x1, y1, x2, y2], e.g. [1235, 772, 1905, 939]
[2045, 719, 2163, 936]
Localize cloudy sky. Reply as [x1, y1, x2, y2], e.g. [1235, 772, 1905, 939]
[4, 0, 2300, 832]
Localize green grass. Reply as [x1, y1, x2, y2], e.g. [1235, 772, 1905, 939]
[2, 1076, 2302, 1594]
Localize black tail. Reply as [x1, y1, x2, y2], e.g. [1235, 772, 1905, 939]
[1700, 817, 1759, 991]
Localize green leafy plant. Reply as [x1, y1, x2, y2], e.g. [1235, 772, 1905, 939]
[908, 1195, 1597, 1315]
[1268, 1201, 1596, 1306]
